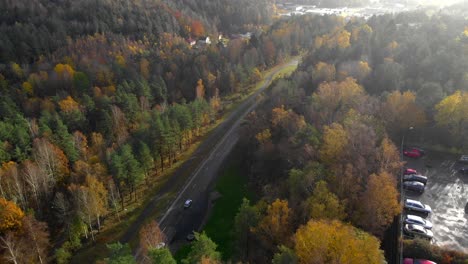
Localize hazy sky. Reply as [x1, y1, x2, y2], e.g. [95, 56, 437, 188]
[417, 0, 463, 7]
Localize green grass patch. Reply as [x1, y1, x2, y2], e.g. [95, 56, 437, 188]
[204, 165, 253, 260]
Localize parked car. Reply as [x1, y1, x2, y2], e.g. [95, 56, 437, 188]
[404, 148, 423, 158]
[403, 258, 437, 264]
[411, 147, 425, 156]
[404, 214, 433, 229]
[403, 224, 433, 240]
[404, 168, 418, 175]
[403, 181, 425, 193]
[403, 174, 427, 184]
[184, 199, 193, 208]
[459, 167, 468, 174]
[459, 155, 468, 164]
[404, 199, 432, 216]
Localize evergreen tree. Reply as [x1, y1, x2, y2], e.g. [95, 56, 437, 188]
[182, 232, 221, 264]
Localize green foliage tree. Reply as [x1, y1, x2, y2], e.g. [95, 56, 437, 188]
[138, 141, 155, 181]
[272, 245, 298, 264]
[305, 181, 346, 221]
[234, 198, 260, 260]
[182, 232, 221, 264]
[106, 242, 136, 264]
[149, 248, 176, 264]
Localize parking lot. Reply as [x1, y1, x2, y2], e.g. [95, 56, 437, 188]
[403, 151, 468, 253]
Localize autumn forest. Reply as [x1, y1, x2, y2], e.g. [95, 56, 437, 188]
[1, 0, 468, 263]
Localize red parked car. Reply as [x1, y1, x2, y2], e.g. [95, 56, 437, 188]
[404, 168, 417, 175]
[403, 258, 437, 264]
[404, 148, 423, 158]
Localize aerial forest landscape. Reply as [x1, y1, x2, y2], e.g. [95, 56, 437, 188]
[1, 0, 468, 263]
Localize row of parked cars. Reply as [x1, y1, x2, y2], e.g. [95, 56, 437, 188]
[402, 168, 428, 193]
[401, 148, 434, 241]
[403, 198, 433, 240]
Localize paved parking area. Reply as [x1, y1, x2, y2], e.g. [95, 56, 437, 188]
[403, 151, 468, 253]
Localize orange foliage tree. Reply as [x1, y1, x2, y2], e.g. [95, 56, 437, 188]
[0, 198, 24, 233]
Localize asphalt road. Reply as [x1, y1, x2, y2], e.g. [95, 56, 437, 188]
[403, 151, 468, 253]
[120, 58, 299, 249]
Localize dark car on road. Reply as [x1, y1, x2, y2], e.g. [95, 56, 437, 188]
[404, 199, 432, 216]
[403, 181, 425, 193]
[403, 224, 433, 240]
[404, 214, 433, 229]
[459, 155, 468, 163]
[459, 167, 468, 174]
[403, 174, 427, 184]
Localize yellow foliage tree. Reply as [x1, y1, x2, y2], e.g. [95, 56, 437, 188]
[0, 198, 25, 233]
[305, 181, 346, 221]
[196, 79, 205, 99]
[22, 81, 33, 95]
[435, 90, 468, 140]
[115, 54, 126, 68]
[54, 63, 75, 79]
[255, 129, 272, 144]
[10, 63, 24, 78]
[255, 199, 293, 248]
[312, 77, 367, 125]
[140, 58, 150, 80]
[319, 123, 348, 165]
[358, 172, 401, 237]
[312, 62, 336, 83]
[381, 90, 426, 135]
[58, 96, 80, 113]
[377, 137, 403, 175]
[294, 220, 385, 264]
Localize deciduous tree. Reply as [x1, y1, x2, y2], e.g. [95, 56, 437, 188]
[139, 220, 165, 255]
[319, 123, 348, 165]
[305, 181, 346, 221]
[294, 220, 384, 264]
[358, 172, 401, 237]
[435, 90, 468, 144]
[0, 198, 24, 234]
[255, 199, 292, 249]
[381, 90, 426, 136]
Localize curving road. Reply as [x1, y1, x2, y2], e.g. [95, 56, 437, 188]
[120, 58, 299, 249]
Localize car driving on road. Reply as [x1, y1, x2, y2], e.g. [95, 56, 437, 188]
[404, 214, 433, 229]
[403, 174, 427, 184]
[184, 199, 193, 208]
[403, 224, 433, 240]
[459, 167, 468, 174]
[403, 181, 425, 193]
[459, 155, 468, 163]
[404, 199, 432, 216]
